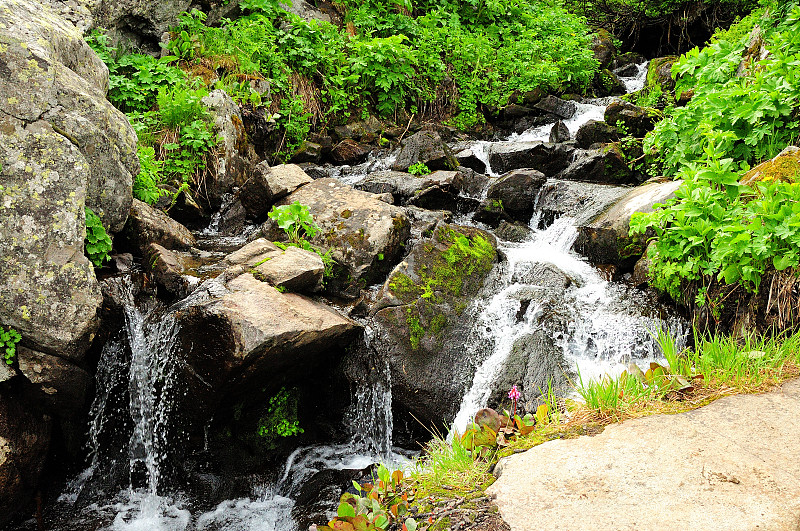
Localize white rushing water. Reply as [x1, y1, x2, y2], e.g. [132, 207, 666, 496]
[451, 211, 686, 434]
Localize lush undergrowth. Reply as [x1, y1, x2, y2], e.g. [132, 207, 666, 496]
[631, 1, 800, 313]
[87, 0, 600, 205]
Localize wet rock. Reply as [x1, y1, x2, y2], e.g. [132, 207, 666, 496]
[356, 170, 458, 205]
[533, 96, 577, 120]
[613, 63, 640, 77]
[392, 130, 459, 172]
[473, 197, 512, 228]
[575, 178, 683, 267]
[740, 145, 800, 186]
[486, 169, 547, 222]
[404, 206, 453, 239]
[559, 145, 636, 185]
[612, 52, 646, 71]
[215, 196, 247, 235]
[168, 189, 207, 229]
[332, 116, 383, 141]
[594, 69, 627, 97]
[488, 329, 572, 411]
[453, 167, 490, 197]
[373, 224, 498, 431]
[535, 179, 630, 229]
[488, 142, 574, 176]
[604, 100, 660, 138]
[454, 147, 488, 174]
[296, 163, 330, 180]
[646, 56, 678, 93]
[124, 199, 196, 255]
[175, 273, 360, 401]
[631, 242, 654, 288]
[271, 179, 410, 297]
[502, 103, 536, 118]
[591, 29, 616, 69]
[145, 243, 193, 297]
[290, 140, 322, 164]
[549, 121, 571, 143]
[252, 246, 324, 293]
[330, 139, 369, 165]
[0, 392, 51, 528]
[16, 345, 91, 453]
[495, 221, 532, 243]
[202, 89, 258, 211]
[240, 162, 314, 219]
[407, 185, 459, 212]
[576, 120, 619, 148]
[0, 364, 15, 384]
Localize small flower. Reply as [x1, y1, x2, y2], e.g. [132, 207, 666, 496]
[508, 385, 521, 401]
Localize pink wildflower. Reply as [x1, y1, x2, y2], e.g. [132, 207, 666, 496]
[508, 385, 521, 401]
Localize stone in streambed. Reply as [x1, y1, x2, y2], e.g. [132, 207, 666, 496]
[240, 162, 313, 219]
[123, 199, 196, 255]
[391, 130, 459, 172]
[488, 142, 574, 176]
[549, 120, 571, 143]
[574, 178, 683, 267]
[252, 246, 324, 293]
[559, 145, 637, 185]
[604, 100, 660, 137]
[575, 120, 619, 148]
[267, 179, 410, 297]
[486, 169, 547, 222]
[535, 179, 630, 229]
[533, 95, 577, 120]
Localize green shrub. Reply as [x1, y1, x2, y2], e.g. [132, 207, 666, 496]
[84, 207, 112, 267]
[133, 146, 168, 205]
[0, 325, 21, 365]
[645, 4, 800, 176]
[257, 387, 303, 445]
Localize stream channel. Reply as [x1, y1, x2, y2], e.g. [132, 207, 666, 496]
[17, 61, 688, 531]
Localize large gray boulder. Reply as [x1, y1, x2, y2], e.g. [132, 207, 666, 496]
[240, 163, 313, 219]
[356, 170, 459, 206]
[372, 224, 498, 430]
[559, 145, 637, 185]
[0, 0, 139, 232]
[535, 179, 630, 229]
[1, 0, 140, 360]
[93, 0, 192, 50]
[575, 178, 682, 266]
[0, 121, 103, 360]
[488, 142, 574, 176]
[392, 130, 459, 172]
[269, 178, 411, 297]
[175, 273, 360, 396]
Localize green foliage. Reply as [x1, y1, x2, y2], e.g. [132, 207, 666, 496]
[257, 387, 303, 445]
[84, 207, 112, 267]
[133, 146, 168, 205]
[319, 465, 417, 531]
[269, 201, 318, 243]
[0, 325, 21, 366]
[276, 95, 312, 162]
[408, 162, 431, 175]
[152, 0, 597, 130]
[632, 131, 800, 301]
[645, 4, 800, 176]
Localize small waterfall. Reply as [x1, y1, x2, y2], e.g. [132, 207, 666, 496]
[451, 210, 687, 433]
[621, 61, 650, 93]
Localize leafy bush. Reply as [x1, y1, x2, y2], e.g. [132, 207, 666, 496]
[84, 207, 112, 267]
[0, 325, 21, 365]
[408, 162, 431, 175]
[268, 201, 318, 243]
[133, 146, 168, 205]
[645, 4, 800, 176]
[257, 387, 303, 445]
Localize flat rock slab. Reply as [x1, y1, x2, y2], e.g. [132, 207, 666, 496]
[488, 379, 800, 530]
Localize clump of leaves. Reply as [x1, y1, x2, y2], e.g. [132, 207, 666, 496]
[318, 464, 418, 531]
[460, 405, 545, 454]
[133, 146, 168, 205]
[0, 326, 21, 365]
[407, 162, 431, 176]
[269, 201, 318, 243]
[257, 387, 303, 446]
[84, 207, 112, 267]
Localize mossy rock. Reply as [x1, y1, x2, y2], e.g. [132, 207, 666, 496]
[741, 146, 800, 186]
[373, 224, 499, 432]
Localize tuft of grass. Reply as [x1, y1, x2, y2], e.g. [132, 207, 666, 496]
[410, 431, 493, 495]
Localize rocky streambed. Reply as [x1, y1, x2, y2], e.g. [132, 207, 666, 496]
[0, 2, 691, 529]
